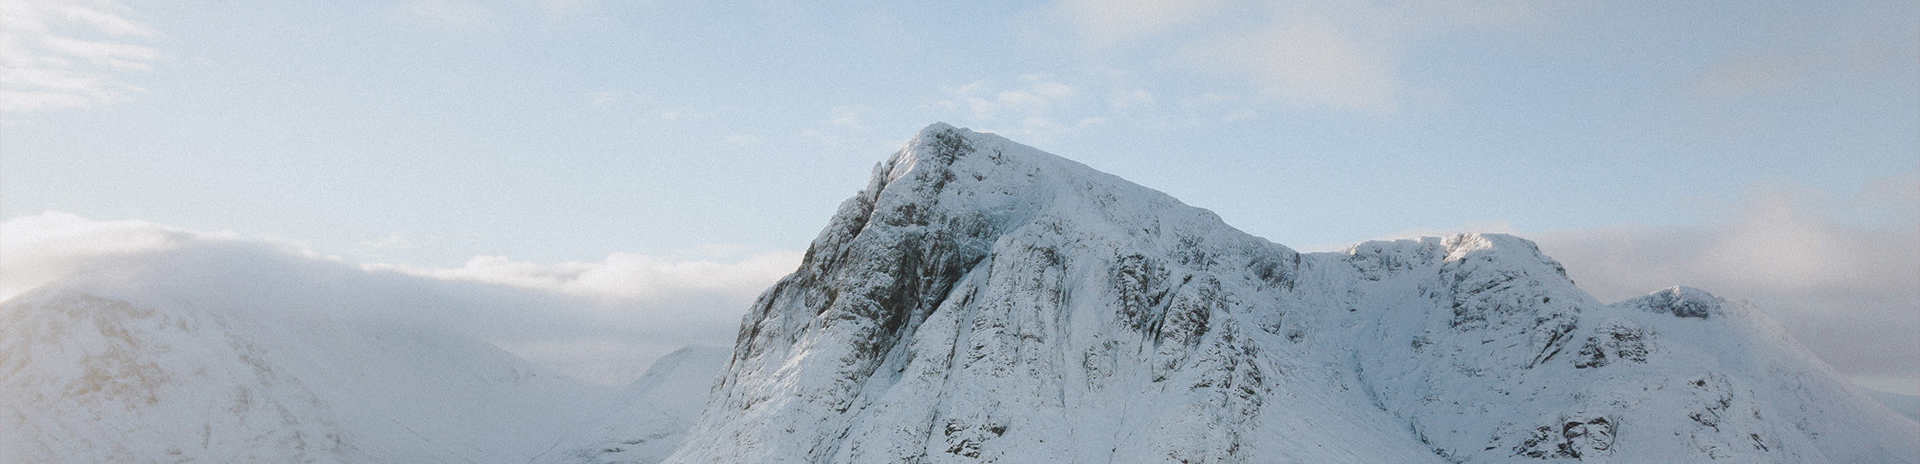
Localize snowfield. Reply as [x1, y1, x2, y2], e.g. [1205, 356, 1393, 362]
[2, 123, 1914, 463]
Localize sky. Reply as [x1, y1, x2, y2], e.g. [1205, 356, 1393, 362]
[2, 1, 1916, 392]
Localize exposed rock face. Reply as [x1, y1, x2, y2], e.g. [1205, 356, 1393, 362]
[668, 123, 1919, 464]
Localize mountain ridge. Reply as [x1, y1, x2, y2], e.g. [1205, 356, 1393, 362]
[669, 123, 1918, 463]
[2, 123, 1911, 463]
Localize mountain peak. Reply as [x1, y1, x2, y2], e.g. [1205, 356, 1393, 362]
[914, 121, 959, 137]
[16, 124, 1908, 464]
[672, 125, 1917, 464]
[1618, 285, 1726, 319]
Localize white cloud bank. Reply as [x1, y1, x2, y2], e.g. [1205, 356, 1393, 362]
[0, 0, 163, 111]
[0, 211, 800, 385]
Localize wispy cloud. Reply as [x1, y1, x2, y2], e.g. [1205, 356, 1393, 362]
[800, 106, 876, 142]
[1107, 86, 1155, 112]
[1058, 0, 1231, 48]
[585, 90, 634, 106]
[533, 0, 607, 16]
[824, 105, 875, 131]
[0, 211, 800, 385]
[387, 0, 617, 33]
[1688, 1, 1917, 99]
[1693, 42, 1917, 97]
[794, 106, 914, 164]
[0, 0, 163, 111]
[936, 77, 1081, 122]
[1058, 0, 1555, 113]
[388, 0, 496, 31]
[1182, 15, 1399, 112]
[932, 76, 1110, 140]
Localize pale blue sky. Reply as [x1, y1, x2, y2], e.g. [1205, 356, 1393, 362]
[3, 0, 1918, 392]
[5, 0, 1915, 265]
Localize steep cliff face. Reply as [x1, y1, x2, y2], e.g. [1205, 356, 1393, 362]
[669, 123, 1918, 464]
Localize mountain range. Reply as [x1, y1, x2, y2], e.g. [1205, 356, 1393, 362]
[3, 123, 1914, 463]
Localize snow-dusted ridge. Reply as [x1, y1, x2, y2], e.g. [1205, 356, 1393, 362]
[670, 123, 1918, 463]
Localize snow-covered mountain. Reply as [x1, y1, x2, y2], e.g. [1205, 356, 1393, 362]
[669, 123, 1919, 463]
[4, 123, 1911, 463]
[0, 282, 620, 463]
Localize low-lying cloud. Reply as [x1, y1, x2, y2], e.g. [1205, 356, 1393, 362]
[1534, 174, 1919, 394]
[0, 211, 800, 385]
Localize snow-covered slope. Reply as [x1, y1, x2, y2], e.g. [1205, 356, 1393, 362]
[1867, 389, 1920, 422]
[669, 123, 1919, 463]
[0, 282, 619, 463]
[548, 345, 732, 464]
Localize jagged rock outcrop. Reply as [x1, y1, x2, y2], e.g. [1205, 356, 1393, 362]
[668, 123, 1918, 463]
